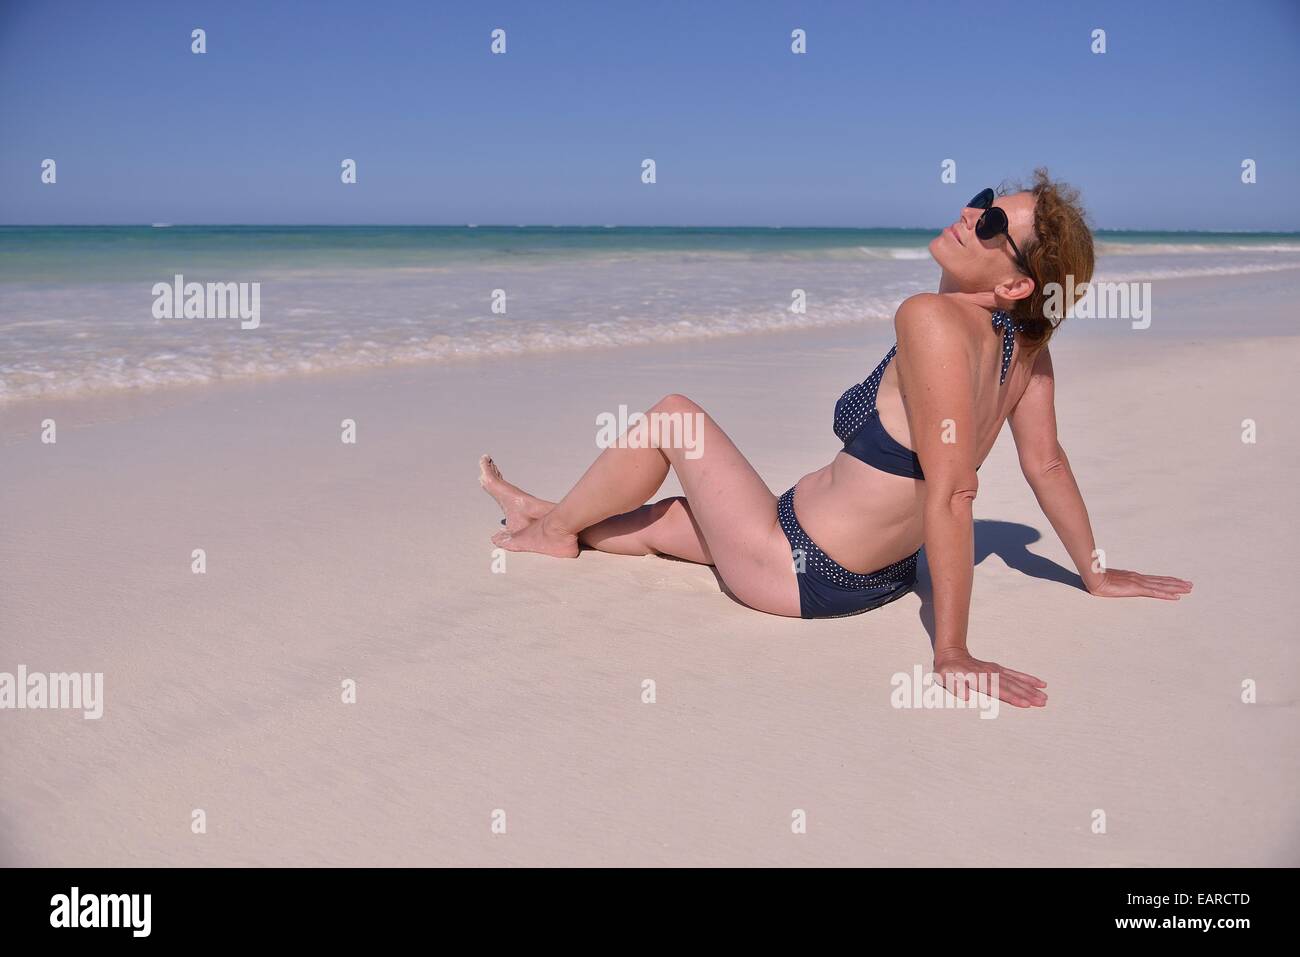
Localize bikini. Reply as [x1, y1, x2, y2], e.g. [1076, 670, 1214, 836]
[778, 309, 1022, 619]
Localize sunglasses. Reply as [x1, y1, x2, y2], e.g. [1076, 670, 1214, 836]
[967, 187, 1032, 279]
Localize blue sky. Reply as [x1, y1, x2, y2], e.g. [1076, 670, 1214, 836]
[1, 0, 1297, 229]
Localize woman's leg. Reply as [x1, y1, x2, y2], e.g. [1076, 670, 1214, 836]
[579, 496, 714, 564]
[482, 455, 710, 559]
[482, 456, 712, 562]
[489, 394, 801, 617]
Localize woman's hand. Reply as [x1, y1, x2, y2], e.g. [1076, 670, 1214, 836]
[1088, 568, 1193, 600]
[932, 651, 1048, 709]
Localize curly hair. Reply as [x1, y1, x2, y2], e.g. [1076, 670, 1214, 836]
[999, 168, 1095, 348]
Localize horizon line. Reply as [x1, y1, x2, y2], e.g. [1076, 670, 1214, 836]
[3, 223, 1299, 235]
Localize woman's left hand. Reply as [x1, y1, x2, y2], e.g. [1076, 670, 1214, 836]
[1088, 568, 1193, 600]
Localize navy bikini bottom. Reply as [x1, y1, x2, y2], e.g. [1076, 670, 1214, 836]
[777, 483, 919, 619]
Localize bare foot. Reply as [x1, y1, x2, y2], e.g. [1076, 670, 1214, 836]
[491, 515, 580, 558]
[479, 454, 554, 532]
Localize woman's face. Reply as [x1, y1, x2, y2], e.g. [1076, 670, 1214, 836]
[929, 190, 1037, 299]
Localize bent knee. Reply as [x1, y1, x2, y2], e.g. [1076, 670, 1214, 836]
[653, 393, 703, 415]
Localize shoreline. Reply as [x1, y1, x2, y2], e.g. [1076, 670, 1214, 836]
[4, 269, 1297, 423]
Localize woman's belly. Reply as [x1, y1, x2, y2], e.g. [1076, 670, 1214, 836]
[792, 453, 926, 575]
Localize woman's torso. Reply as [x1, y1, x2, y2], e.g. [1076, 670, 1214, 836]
[792, 300, 1038, 575]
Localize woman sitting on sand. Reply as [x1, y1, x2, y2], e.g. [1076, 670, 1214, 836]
[480, 169, 1192, 709]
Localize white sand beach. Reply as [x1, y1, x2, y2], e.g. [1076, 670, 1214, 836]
[2, 271, 1297, 867]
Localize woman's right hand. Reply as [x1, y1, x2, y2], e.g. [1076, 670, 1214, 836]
[932, 650, 1048, 708]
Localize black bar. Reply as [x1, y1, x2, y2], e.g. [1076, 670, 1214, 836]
[0, 866, 1288, 943]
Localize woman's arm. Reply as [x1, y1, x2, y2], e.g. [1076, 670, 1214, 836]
[1008, 346, 1193, 600]
[894, 297, 978, 657]
[894, 296, 1048, 708]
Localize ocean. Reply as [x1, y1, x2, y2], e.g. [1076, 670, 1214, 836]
[3, 225, 1299, 403]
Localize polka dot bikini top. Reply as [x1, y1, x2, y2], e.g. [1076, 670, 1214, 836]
[833, 309, 1023, 481]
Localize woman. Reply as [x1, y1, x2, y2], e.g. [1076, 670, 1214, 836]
[479, 169, 1193, 709]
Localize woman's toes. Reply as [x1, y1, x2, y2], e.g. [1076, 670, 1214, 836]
[478, 454, 502, 486]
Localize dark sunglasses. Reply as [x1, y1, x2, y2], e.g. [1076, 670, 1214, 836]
[968, 187, 1032, 279]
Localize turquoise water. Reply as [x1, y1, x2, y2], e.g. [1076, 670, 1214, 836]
[0, 226, 940, 283]
[4, 226, 1299, 283]
[2, 226, 1299, 402]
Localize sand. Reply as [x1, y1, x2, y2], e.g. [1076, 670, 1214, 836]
[2, 282, 1297, 866]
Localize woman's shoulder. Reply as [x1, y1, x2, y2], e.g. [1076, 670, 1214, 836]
[893, 294, 984, 348]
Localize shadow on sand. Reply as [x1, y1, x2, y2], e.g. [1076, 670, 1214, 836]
[914, 519, 1083, 651]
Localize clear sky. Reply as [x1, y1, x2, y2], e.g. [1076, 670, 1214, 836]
[1, 0, 1297, 229]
